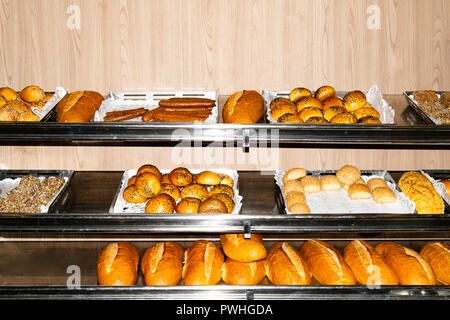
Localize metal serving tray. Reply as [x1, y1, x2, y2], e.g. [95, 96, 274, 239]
[403, 91, 448, 125]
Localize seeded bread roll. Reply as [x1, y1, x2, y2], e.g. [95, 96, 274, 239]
[220, 233, 267, 263]
[372, 187, 396, 204]
[301, 176, 321, 193]
[283, 179, 305, 195]
[282, 168, 307, 184]
[285, 190, 307, 208]
[367, 177, 388, 192]
[287, 203, 311, 214]
[348, 183, 371, 200]
[97, 242, 139, 286]
[289, 87, 312, 103]
[320, 175, 342, 191]
[336, 165, 361, 185]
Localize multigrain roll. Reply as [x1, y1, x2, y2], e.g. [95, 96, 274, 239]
[0, 108, 17, 121]
[343, 240, 399, 285]
[265, 242, 311, 285]
[182, 240, 224, 285]
[298, 106, 323, 122]
[222, 90, 264, 124]
[420, 242, 450, 285]
[299, 239, 356, 285]
[17, 110, 40, 122]
[375, 241, 436, 285]
[161, 173, 171, 184]
[144, 194, 176, 213]
[342, 90, 367, 112]
[141, 242, 184, 286]
[176, 197, 201, 213]
[222, 258, 266, 285]
[181, 183, 209, 201]
[315, 85, 336, 102]
[283, 168, 307, 184]
[97, 242, 139, 286]
[269, 97, 292, 110]
[289, 87, 312, 103]
[220, 233, 267, 262]
[169, 167, 193, 187]
[336, 165, 361, 185]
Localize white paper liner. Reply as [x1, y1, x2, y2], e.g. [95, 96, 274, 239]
[419, 170, 450, 206]
[407, 93, 444, 125]
[275, 170, 415, 214]
[263, 85, 395, 124]
[31, 87, 67, 120]
[94, 90, 219, 123]
[111, 168, 242, 214]
[0, 176, 69, 213]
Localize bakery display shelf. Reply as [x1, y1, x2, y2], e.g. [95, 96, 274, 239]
[0, 170, 449, 233]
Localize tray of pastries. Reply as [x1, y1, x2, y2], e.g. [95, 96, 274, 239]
[110, 164, 242, 214]
[0, 170, 73, 214]
[404, 90, 450, 125]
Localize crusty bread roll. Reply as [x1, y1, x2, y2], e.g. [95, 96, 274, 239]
[19, 85, 45, 103]
[265, 242, 311, 285]
[301, 176, 321, 193]
[320, 175, 342, 191]
[299, 239, 356, 285]
[305, 116, 328, 123]
[182, 240, 224, 285]
[144, 194, 176, 213]
[420, 241, 450, 285]
[0, 95, 6, 108]
[220, 233, 267, 262]
[0, 108, 17, 121]
[219, 174, 234, 187]
[222, 90, 264, 124]
[56, 91, 103, 122]
[329, 112, 358, 124]
[222, 258, 266, 285]
[354, 106, 380, 120]
[336, 165, 361, 185]
[283, 168, 307, 184]
[141, 242, 184, 286]
[161, 173, 171, 184]
[17, 110, 40, 122]
[343, 240, 399, 285]
[375, 241, 436, 285]
[97, 242, 139, 286]
[358, 116, 381, 124]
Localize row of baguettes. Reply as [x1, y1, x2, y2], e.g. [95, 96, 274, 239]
[97, 237, 450, 286]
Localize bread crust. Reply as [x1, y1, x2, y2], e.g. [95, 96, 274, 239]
[220, 233, 267, 262]
[97, 242, 139, 286]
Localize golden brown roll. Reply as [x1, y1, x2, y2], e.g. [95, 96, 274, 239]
[127, 175, 137, 186]
[354, 106, 380, 120]
[220, 233, 267, 262]
[367, 177, 388, 192]
[8, 100, 28, 113]
[161, 173, 171, 184]
[29, 99, 46, 110]
[358, 116, 382, 124]
[283, 168, 307, 184]
[222, 258, 266, 285]
[43, 93, 53, 102]
[176, 197, 201, 214]
[278, 113, 303, 123]
[372, 187, 396, 204]
[289, 87, 312, 103]
[299, 239, 356, 285]
[209, 184, 234, 199]
[181, 183, 209, 201]
[0, 87, 18, 101]
[320, 175, 342, 191]
[323, 106, 346, 122]
[97, 242, 139, 286]
[222, 90, 264, 124]
[343, 240, 399, 285]
[342, 90, 367, 112]
[295, 96, 323, 113]
[19, 85, 45, 103]
[298, 106, 323, 122]
[270, 99, 297, 120]
[305, 116, 328, 123]
[285, 190, 307, 208]
[420, 242, 450, 285]
[0, 95, 6, 108]
[141, 242, 184, 286]
[315, 85, 336, 102]
[0, 108, 17, 121]
[322, 96, 343, 111]
[219, 174, 234, 188]
[330, 112, 358, 124]
[301, 176, 321, 193]
[198, 198, 228, 213]
[288, 203, 311, 214]
[375, 241, 436, 285]
[135, 173, 161, 198]
[442, 179, 450, 197]
[169, 167, 193, 187]
[144, 194, 176, 213]
[56, 91, 103, 122]
[183, 240, 224, 285]
[17, 110, 40, 122]
[265, 242, 311, 285]
[123, 184, 149, 203]
[209, 193, 235, 213]
[336, 165, 361, 185]
[159, 183, 181, 201]
[283, 179, 305, 195]
[196, 170, 221, 186]
[137, 164, 162, 181]
[269, 97, 291, 109]
[348, 183, 371, 200]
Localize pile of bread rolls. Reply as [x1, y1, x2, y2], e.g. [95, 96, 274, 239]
[270, 85, 381, 124]
[122, 164, 236, 214]
[97, 238, 449, 286]
[0, 85, 52, 121]
[282, 165, 397, 214]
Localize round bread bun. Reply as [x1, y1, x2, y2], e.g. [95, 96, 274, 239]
[137, 164, 162, 181]
[19, 85, 45, 103]
[0, 108, 17, 121]
[198, 198, 228, 213]
[358, 116, 381, 124]
[298, 106, 323, 122]
[295, 96, 323, 113]
[285, 190, 307, 208]
[180, 183, 209, 201]
[305, 116, 328, 123]
[176, 197, 201, 214]
[323, 106, 346, 122]
[283, 179, 304, 195]
[288, 203, 311, 214]
[442, 179, 450, 197]
[17, 110, 40, 121]
[336, 165, 361, 185]
[289, 87, 312, 103]
[159, 183, 181, 201]
[196, 170, 221, 186]
[270, 97, 292, 108]
[209, 184, 234, 198]
[322, 96, 343, 111]
[348, 183, 371, 200]
[354, 106, 380, 120]
[219, 174, 234, 187]
[169, 167, 193, 187]
[329, 112, 357, 124]
[271, 102, 297, 120]
[210, 193, 235, 213]
[135, 172, 162, 198]
[372, 187, 396, 204]
[0, 95, 6, 108]
[145, 194, 176, 213]
[283, 168, 307, 184]
[161, 173, 171, 184]
[320, 175, 342, 191]
[315, 85, 336, 102]
[342, 90, 367, 112]
[123, 184, 148, 203]
[278, 113, 303, 123]
[127, 175, 137, 186]
[367, 177, 388, 192]
[300, 176, 322, 193]
[0, 87, 18, 101]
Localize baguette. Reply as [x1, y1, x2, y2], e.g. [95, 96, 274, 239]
[420, 241, 450, 285]
[220, 233, 267, 262]
[343, 240, 399, 285]
[299, 239, 356, 285]
[97, 242, 139, 286]
[222, 258, 266, 285]
[265, 242, 311, 285]
[182, 240, 224, 285]
[141, 242, 185, 286]
[57, 91, 103, 122]
[375, 241, 436, 285]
